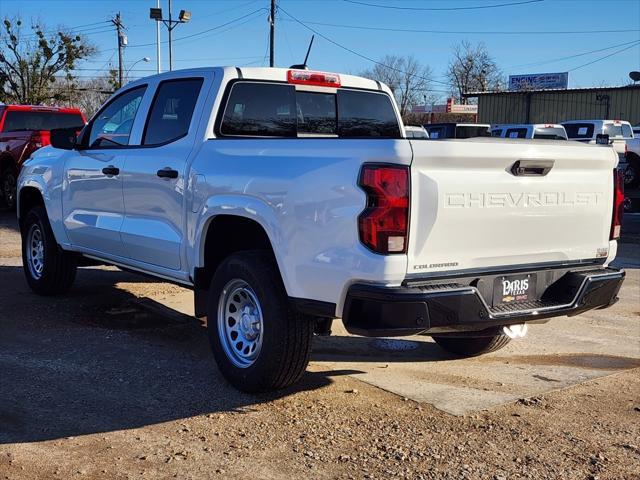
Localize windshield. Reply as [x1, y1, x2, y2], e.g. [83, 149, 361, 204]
[3, 111, 84, 132]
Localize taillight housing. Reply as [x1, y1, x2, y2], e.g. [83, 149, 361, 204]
[31, 130, 51, 148]
[611, 168, 624, 240]
[358, 164, 409, 254]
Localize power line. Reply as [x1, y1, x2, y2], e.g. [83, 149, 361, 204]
[18, 22, 112, 39]
[278, 6, 450, 88]
[507, 39, 640, 70]
[128, 8, 266, 48]
[343, 0, 543, 11]
[569, 41, 640, 72]
[281, 18, 640, 36]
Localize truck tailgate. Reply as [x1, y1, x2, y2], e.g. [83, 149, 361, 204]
[407, 138, 616, 276]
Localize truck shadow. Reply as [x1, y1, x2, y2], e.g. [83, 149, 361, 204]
[0, 265, 359, 444]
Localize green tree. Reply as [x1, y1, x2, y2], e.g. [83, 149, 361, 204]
[0, 17, 96, 104]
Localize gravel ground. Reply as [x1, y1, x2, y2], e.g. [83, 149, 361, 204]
[1, 210, 639, 480]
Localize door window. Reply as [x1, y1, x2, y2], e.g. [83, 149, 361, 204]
[88, 86, 146, 148]
[143, 78, 204, 145]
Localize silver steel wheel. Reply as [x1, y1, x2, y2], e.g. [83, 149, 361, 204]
[217, 279, 264, 368]
[26, 224, 45, 280]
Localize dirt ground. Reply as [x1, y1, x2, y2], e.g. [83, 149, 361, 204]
[1, 210, 639, 480]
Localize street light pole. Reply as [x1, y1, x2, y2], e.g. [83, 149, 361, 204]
[149, 3, 191, 73]
[126, 57, 151, 82]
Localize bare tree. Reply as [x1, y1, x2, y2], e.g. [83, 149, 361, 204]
[0, 17, 96, 104]
[361, 55, 434, 118]
[446, 40, 502, 104]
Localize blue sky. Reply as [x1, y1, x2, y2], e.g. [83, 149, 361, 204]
[4, 0, 640, 102]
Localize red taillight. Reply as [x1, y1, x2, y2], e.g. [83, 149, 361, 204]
[358, 164, 409, 254]
[611, 169, 624, 240]
[287, 69, 341, 88]
[31, 130, 51, 148]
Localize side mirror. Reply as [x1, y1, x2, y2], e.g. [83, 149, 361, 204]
[50, 126, 84, 150]
[596, 133, 610, 145]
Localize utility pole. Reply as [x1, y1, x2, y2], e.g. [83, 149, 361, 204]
[111, 13, 126, 88]
[156, 0, 161, 73]
[269, 0, 275, 67]
[168, 0, 173, 71]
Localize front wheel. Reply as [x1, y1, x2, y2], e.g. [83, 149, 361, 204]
[1, 167, 17, 210]
[432, 334, 511, 357]
[206, 250, 314, 393]
[21, 206, 77, 295]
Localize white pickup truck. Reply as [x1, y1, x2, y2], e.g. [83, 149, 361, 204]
[17, 67, 625, 392]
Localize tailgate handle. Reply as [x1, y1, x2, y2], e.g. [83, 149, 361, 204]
[511, 160, 554, 177]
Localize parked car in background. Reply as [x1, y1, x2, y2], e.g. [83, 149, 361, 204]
[404, 125, 429, 139]
[425, 122, 491, 139]
[0, 105, 85, 209]
[562, 119, 634, 187]
[632, 125, 640, 138]
[491, 124, 568, 140]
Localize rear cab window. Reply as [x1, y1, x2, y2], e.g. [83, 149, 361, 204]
[2, 110, 84, 132]
[604, 122, 633, 139]
[505, 128, 528, 139]
[533, 127, 567, 140]
[563, 123, 594, 139]
[218, 81, 401, 139]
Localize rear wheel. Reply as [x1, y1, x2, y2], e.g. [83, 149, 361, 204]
[1, 166, 17, 210]
[21, 206, 77, 295]
[432, 334, 511, 357]
[624, 162, 639, 189]
[206, 250, 314, 393]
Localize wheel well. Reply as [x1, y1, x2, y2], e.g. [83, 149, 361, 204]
[202, 215, 277, 279]
[18, 187, 44, 228]
[0, 155, 16, 173]
[194, 215, 279, 318]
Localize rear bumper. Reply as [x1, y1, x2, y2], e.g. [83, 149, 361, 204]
[342, 267, 625, 337]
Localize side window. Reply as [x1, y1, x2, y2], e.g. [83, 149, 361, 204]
[143, 78, 204, 145]
[89, 86, 146, 148]
[220, 82, 296, 137]
[491, 129, 502, 137]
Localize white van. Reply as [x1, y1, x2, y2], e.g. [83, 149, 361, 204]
[491, 124, 568, 140]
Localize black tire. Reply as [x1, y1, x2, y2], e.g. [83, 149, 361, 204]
[623, 162, 639, 189]
[432, 334, 511, 357]
[21, 206, 77, 295]
[206, 250, 314, 393]
[1, 166, 17, 210]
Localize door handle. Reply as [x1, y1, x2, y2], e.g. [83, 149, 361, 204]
[510, 160, 554, 177]
[157, 168, 179, 179]
[102, 166, 120, 176]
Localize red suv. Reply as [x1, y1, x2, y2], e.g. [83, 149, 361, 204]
[0, 105, 86, 209]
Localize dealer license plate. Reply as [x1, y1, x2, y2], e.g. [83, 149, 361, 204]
[492, 273, 537, 306]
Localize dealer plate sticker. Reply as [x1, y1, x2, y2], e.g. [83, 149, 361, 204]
[492, 273, 537, 306]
